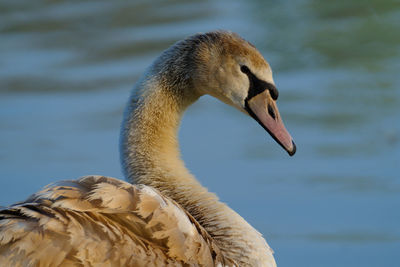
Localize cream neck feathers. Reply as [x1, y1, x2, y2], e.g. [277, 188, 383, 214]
[120, 32, 276, 266]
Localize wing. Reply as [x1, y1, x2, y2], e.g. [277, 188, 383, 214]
[0, 176, 232, 266]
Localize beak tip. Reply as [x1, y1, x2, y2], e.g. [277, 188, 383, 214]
[287, 140, 296, 156]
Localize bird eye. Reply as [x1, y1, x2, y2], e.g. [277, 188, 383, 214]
[240, 65, 250, 74]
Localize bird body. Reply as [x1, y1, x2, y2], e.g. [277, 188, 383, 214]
[0, 31, 295, 266]
[0, 176, 231, 266]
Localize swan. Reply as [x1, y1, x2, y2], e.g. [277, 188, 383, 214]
[0, 31, 295, 266]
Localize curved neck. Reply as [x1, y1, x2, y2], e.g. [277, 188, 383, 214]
[121, 77, 199, 189]
[119, 42, 275, 265]
[120, 77, 274, 266]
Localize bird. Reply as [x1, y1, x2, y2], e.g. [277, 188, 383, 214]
[0, 31, 295, 267]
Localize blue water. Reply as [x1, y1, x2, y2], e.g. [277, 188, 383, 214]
[1, 1, 399, 266]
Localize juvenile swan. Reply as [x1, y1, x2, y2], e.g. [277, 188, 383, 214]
[0, 31, 295, 266]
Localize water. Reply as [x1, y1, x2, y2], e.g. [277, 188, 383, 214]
[1, 0, 399, 266]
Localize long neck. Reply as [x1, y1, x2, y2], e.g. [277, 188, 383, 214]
[120, 57, 275, 267]
[121, 77, 202, 196]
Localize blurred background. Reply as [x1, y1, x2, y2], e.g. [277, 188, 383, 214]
[1, 0, 399, 266]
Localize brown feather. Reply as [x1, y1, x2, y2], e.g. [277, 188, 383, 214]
[1, 176, 231, 266]
[1, 31, 279, 267]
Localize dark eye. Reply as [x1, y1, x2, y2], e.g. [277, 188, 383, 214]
[240, 65, 250, 74]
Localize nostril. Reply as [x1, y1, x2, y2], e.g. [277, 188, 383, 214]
[268, 104, 276, 120]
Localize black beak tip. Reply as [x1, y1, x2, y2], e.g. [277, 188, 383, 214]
[287, 140, 296, 156]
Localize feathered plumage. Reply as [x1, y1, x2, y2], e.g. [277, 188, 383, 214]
[1, 31, 295, 266]
[0, 176, 231, 266]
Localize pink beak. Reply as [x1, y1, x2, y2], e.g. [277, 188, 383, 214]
[246, 90, 296, 156]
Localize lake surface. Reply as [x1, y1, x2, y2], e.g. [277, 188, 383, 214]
[1, 0, 399, 266]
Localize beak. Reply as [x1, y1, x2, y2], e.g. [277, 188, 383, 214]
[245, 90, 296, 156]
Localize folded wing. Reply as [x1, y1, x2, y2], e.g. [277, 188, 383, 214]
[0, 176, 232, 266]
